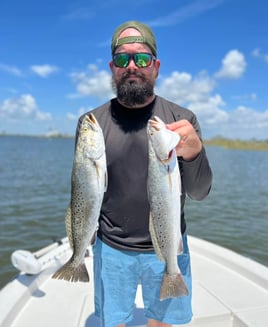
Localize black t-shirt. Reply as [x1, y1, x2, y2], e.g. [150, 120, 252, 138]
[76, 96, 212, 251]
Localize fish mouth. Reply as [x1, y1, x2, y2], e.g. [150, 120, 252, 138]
[86, 113, 97, 125]
[84, 113, 99, 131]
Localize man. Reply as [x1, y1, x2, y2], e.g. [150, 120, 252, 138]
[76, 21, 212, 327]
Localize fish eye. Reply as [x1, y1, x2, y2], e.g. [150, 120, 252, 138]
[83, 127, 88, 132]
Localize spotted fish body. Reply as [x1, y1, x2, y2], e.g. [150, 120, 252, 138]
[147, 116, 189, 300]
[52, 113, 107, 282]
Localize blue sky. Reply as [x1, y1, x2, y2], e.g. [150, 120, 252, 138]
[0, 0, 268, 139]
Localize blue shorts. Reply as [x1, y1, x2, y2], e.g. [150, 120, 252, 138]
[93, 234, 192, 327]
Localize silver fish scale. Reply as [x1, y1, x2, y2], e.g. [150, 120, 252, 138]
[147, 115, 184, 274]
[52, 114, 107, 282]
[69, 121, 106, 262]
[147, 116, 188, 300]
[148, 152, 181, 264]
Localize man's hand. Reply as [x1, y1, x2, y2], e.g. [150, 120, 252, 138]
[166, 120, 202, 161]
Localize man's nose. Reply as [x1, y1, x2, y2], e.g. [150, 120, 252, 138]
[127, 58, 138, 69]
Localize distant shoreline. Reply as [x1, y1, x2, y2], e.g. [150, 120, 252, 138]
[204, 137, 268, 151]
[0, 133, 74, 139]
[1, 133, 268, 151]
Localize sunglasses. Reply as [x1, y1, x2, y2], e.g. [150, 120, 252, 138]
[113, 52, 156, 68]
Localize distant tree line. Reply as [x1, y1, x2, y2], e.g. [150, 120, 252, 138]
[204, 137, 268, 151]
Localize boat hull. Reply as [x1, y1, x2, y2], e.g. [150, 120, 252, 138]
[1, 237, 268, 327]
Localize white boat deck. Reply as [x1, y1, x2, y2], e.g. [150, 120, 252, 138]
[1, 236, 268, 327]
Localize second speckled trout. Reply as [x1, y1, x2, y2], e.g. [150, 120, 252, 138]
[147, 116, 189, 300]
[52, 113, 107, 282]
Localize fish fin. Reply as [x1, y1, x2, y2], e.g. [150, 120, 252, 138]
[177, 236, 184, 255]
[149, 213, 165, 262]
[94, 158, 108, 192]
[177, 164, 182, 195]
[94, 160, 100, 178]
[163, 150, 178, 191]
[104, 170, 108, 192]
[90, 230, 98, 245]
[65, 206, 74, 250]
[52, 259, 89, 283]
[160, 273, 189, 301]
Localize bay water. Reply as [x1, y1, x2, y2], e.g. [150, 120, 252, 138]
[1, 136, 268, 289]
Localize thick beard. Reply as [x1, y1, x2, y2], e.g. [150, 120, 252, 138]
[112, 71, 154, 107]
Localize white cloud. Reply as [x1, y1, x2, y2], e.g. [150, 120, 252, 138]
[215, 49, 247, 79]
[156, 70, 230, 133]
[251, 48, 268, 63]
[156, 70, 215, 104]
[30, 64, 59, 78]
[0, 63, 23, 77]
[154, 53, 268, 139]
[147, 0, 224, 27]
[2, 48, 266, 139]
[66, 113, 78, 121]
[205, 106, 268, 139]
[65, 56, 267, 139]
[66, 107, 92, 121]
[231, 93, 257, 102]
[0, 94, 51, 121]
[232, 106, 268, 128]
[189, 94, 229, 124]
[70, 64, 114, 100]
[252, 48, 261, 57]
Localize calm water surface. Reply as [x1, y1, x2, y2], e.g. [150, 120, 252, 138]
[0, 136, 268, 288]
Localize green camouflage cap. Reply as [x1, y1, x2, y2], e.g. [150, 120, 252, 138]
[111, 20, 157, 57]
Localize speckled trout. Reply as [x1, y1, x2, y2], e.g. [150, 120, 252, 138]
[52, 113, 107, 282]
[147, 116, 189, 300]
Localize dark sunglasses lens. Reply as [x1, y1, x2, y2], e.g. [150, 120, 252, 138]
[113, 54, 129, 68]
[113, 53, 154, 68]
[134, 53, 152, 67]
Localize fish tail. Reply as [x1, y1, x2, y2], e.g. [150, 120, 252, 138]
[52, 260, 89, 283]
[160, 272, 189, 301]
